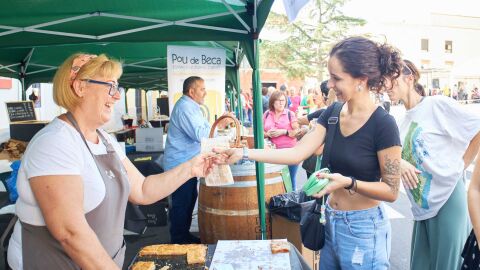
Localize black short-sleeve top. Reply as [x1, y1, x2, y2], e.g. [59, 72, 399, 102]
[317, 104, 401, 182]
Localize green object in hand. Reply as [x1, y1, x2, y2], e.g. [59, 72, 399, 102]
[303, 168, 330, 196]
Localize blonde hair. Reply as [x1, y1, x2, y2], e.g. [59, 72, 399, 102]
[53, 53, 123, 111]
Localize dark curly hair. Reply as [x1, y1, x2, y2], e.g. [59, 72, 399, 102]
[330, 36, 403, 92]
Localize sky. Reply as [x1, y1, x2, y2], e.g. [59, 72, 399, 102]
[261, 0, 480, 40]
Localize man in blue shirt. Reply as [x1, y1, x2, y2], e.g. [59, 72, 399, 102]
[164, 76, 210, 244]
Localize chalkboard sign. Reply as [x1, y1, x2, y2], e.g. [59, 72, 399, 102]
[156, 97, 170, 117]
[5, 101, 37, 123]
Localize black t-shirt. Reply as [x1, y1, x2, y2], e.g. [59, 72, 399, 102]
[317, 104, 401, 182]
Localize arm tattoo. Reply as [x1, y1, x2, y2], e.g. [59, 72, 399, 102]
[383, 156, 400, 194]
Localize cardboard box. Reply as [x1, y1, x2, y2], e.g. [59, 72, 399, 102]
[135, 142, 162, 152]
[271, 214, 320, 270]
[135, 128, 163, 144]
[135, 128, 163, 152]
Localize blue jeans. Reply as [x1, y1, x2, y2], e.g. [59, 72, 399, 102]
[247, 108, 253, 123]
[320, 201, 391, 270]
[288, 164, 299, 190]
[169, 177, 198, 243]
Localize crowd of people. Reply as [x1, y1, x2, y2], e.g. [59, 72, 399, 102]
[411, 85, 480, 103]
[215, 36, 480, 270]
[7, 35, 480, 270]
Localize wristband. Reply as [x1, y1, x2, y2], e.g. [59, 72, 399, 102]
[344, 176, 356, 190]
[242, 147, 249, 160]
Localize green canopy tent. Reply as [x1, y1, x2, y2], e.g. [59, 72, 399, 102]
[0, 41, 242, 117]
[0, 0, 271, 92]
[0, 41, 241, 89]
[0, 0, 272, 239]
[0, 0, 272, 47]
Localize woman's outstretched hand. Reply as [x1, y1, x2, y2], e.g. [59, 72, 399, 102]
[213, 148, 243, 165]
[189, 153, 216, 177]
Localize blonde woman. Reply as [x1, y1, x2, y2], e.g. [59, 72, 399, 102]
[7, 54, 213, 269]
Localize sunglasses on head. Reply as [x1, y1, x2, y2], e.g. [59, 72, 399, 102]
[402, 64, 413, 76]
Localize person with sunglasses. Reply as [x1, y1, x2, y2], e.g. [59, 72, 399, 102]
[7, 53, 215, 270]
[385, 59, 480, 270]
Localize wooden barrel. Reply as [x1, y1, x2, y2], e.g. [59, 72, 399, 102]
[198, 163, 286, 244]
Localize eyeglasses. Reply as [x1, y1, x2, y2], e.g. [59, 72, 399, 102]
[81, 79, 124, 97]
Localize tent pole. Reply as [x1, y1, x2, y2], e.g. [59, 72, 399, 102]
[20, 63, 26, 101]
[229, 91, 234, 112]
[21, 77, 26, 101]
[124, 88, 129, 115]
[144, 90, 149, 121]
[252, 38, 266, 240]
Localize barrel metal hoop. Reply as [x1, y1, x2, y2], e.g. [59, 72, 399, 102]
[199, 176, 283, 187]
[199, 205, 270, 216]
[230, 164, 286, 176]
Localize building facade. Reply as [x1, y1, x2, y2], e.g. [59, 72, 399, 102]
[354, 11, 480, 97]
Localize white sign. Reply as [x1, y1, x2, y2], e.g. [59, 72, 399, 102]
[167, 46, 226, 123]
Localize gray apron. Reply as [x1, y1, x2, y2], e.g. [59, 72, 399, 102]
[21, 112, 130, 269]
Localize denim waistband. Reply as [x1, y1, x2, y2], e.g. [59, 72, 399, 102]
[325, 199, 387, 221]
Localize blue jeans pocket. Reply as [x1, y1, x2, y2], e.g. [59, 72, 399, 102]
[347, 218, 376, 239]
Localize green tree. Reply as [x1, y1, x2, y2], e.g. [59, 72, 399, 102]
[261, 0, 366, 82]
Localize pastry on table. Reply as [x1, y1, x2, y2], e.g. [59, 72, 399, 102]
[131, 261, 155, 270]
[139, 244, 186, 256]
[270, 240, 290, 254]
[139, 244, 207, 265]
[186, 245, 207, 265]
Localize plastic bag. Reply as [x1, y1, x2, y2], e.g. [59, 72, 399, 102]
[303, 168, 330, 196]
[268, 191, 315, 222]
[6, 160, 21, 203]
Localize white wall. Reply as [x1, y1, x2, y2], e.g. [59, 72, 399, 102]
[24, 83, 64, 121]
[146, 90, 160, 120]
[126, 88, 137, 123]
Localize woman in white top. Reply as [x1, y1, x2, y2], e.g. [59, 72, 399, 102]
[386, 59, 480, 270]
[7, 53, 214, 270]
